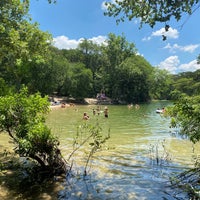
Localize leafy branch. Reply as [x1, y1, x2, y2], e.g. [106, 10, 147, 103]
[67, 121, 110, 175]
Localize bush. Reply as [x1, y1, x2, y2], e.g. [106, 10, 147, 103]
[0, 87, 68, 175]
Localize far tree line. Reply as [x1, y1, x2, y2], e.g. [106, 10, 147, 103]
[1, 29, 199, 103]
[1, 1, 199, 103]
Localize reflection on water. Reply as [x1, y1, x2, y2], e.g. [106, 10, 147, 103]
[0, 101, 199, 199]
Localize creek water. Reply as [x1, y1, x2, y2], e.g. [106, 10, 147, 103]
[0, 101, 199, 199]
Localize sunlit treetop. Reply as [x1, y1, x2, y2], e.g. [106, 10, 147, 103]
[104, 0, 200, 28]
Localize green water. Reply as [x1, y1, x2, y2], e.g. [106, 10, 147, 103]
[46, 101, 198, 200]
[0, 101, 199, 199]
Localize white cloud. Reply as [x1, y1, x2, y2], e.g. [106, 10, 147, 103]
[53, 35, 107, 49]
[158, 56, 180, 74]
[152, 27, 179, 39]
[178, 60, 200, 72]
[88, 35, 108, 45]
[158, 56, 200, 74]
[143, 27, 179, 41]
[142, 36, 151, 41]
[53, 36, 82, 49]
[164, 43, 199, 53]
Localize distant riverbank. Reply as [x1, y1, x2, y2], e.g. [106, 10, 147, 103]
[49, 96, 112, 109]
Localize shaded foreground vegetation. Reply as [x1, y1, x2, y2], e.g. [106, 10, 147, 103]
[0, 151, 64, 200]
[0, 87, 68, 176]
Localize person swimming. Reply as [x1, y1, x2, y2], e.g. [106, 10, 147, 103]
[83, 112, 89, 120]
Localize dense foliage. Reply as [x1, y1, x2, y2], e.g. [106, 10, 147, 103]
[0, 0, 52, 93]
[104, 0, 200, 28]
[172, 70, 200, 97]
[0, 87, 68, 174]
[167, 94, 200, 198]
[168, 94, 200, 143]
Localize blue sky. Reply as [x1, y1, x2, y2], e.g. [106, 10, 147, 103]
[29, 0, 200, 74]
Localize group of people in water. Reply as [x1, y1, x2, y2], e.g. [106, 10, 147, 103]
[83, 106, 109, 120]
[83, 103, 141, 120]
[127, 103, 140, 109]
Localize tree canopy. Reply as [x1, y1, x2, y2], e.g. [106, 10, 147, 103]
[0, 0, 52, 91]
[168, 95, 200, 143]
[104, 0, 200, 28]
